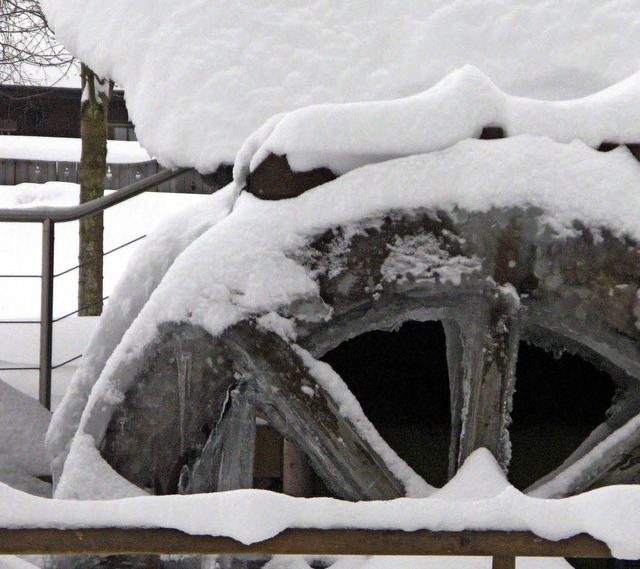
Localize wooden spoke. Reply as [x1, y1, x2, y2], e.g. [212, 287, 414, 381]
[456, 287, 521, 471]
[223, 322, 406, 501]
[526, 411, 640, 498]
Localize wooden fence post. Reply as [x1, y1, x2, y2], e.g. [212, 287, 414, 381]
[492, 556, 516, 569]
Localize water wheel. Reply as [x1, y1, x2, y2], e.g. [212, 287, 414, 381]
[97, 202, 640, 500]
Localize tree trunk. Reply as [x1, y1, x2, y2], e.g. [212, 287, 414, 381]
[78, 63, 111, 316]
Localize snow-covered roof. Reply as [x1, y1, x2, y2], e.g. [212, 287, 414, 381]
[41, 0, 640, 172]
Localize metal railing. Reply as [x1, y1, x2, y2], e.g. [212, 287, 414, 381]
[0, 167, 191, 409]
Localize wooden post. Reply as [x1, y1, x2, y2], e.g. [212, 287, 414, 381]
[492, 556, 516, 569]
[283, 439, 314, 497]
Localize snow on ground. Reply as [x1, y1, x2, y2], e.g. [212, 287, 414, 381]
[41, 0, 640, 172]
[0, 556, 42, 569]
[4, 450, 640, 559]
[0, 135, 151, 163]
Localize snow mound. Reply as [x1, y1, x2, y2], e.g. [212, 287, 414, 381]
[41, 0, 640, 172]
[433, 449, 510, 501]
[236, 66, 640, 182]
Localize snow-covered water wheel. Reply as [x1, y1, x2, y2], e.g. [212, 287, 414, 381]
[100, 204, 640, 501]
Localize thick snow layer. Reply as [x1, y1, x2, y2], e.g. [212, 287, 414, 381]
[0, 136, 151, 164]
[41, 1, 640, 172]
[49, 135, 640, 497]
[4, 450, 640, 559]
[236, 66, 640, 180]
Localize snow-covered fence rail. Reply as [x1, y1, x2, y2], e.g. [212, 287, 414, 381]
[0, 158, 213, 193]
[0, 528, 614, 568]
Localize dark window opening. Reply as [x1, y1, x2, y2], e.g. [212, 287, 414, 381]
[508, 342, 616, 490]
[320, 320, 451, 487]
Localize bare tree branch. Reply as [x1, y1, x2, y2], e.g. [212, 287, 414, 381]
[0, 0, 75, 85]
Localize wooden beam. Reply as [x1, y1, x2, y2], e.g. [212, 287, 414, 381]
[0, 528, 613, 557]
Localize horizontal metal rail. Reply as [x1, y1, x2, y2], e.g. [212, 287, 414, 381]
[0, 167, 190, 223]
[54, 234, 147, 278]
[0, 528, 614, 561]
[0, 274, 40, 278]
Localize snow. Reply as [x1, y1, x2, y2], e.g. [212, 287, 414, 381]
[235, 66, 640, 181]
[0, 182, 207, 321]
[0, 135, 151, 164]
[3, 449, 640, 559]
[0, 556, 42, 569]
[381, 232, 481, 288]
[40, 0, 640, 172]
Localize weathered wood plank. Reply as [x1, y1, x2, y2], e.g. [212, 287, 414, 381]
[282, 439, 314, 497]
[246, 153, 336, 200]
[456, 286, 520, 470]
[181, 382, 256, 493]
[0, 528, 613, 557]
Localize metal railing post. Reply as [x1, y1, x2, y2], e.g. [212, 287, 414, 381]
[39, 218, 54, 410]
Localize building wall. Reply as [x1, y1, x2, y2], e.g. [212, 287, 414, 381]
[0, 85, 131, 139]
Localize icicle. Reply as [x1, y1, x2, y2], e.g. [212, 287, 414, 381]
[176, 350, 192, 454]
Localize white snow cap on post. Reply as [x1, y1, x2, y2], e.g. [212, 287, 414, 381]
[40, 0, 640, 173]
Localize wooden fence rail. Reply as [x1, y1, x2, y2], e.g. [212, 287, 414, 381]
[0, 528, 615, 568]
